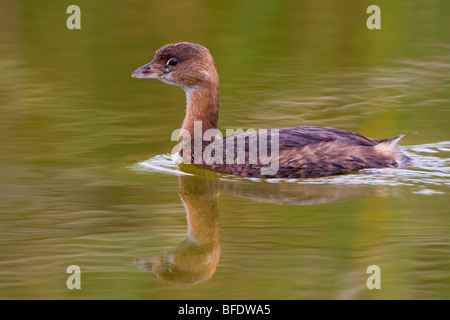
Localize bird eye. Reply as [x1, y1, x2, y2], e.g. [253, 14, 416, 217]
[167, 57, 179, 66]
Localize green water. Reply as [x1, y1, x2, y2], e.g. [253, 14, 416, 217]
[0, 0, 449, 299]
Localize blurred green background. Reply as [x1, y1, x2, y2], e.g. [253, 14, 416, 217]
[0, 0, 448, 299]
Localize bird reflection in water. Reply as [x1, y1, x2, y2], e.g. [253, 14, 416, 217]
[134, 174, 221, 287]
[134, 170, 388, 287]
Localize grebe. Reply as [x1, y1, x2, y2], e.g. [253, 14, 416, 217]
[132, 42, 409, 178]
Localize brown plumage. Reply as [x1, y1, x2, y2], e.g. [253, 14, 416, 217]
[200, 127, 408, 178]
[132, 42, 410, 178]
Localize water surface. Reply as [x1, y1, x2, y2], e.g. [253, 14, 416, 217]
[0, 0, 449, 299]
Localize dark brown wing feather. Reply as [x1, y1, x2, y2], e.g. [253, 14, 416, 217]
[193, 126, 406, 178]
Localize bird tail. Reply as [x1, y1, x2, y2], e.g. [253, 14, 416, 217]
[376, 134, 411, 166]
[378, 134, 405, 146]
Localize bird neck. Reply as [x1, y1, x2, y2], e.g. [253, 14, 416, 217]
[181, 84, 219, 138]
